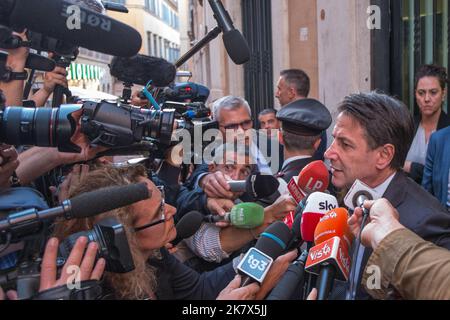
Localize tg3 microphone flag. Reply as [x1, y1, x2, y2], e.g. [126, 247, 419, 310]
[237, 221, 292, 287]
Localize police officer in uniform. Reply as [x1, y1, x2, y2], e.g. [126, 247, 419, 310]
[276, 98, 332, 183]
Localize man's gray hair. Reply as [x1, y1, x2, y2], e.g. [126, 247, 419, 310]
[212, 96, 252, 122]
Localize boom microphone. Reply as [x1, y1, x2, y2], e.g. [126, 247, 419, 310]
[8, 0, 142, 57]
[287, 161, 329, 204]
[0, 183, 151, 242]
[238, 221, 293, 287]
[228, 174, 280, 199]
[207, 0, 250, 65]
[203, 202, 264, 229]
[172, 211, 204, 246]
[110, 55, 177, 87]
[0, 52, 56, 72]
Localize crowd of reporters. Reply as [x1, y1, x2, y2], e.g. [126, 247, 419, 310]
[1, 0, 450, 302]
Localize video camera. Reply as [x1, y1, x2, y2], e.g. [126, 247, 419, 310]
[0, 101, 176, 153]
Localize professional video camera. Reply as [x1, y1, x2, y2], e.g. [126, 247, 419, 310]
[0, 101, 176, 152]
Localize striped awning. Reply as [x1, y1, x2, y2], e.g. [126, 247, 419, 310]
[67, 63, 105, 81]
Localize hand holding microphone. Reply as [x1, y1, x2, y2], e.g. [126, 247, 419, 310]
[204, 202, 265, 229]
[348, 198, 404, 250]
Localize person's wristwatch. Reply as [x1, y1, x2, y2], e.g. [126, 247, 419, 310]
[0, 64, 28, 82]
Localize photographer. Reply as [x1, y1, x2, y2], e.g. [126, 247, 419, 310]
[1, 236, 105, 300]
[31, 54, 69, 107]
[0, 31, 29, 107]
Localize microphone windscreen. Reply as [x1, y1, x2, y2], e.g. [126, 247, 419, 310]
[222, 29, 250, 65]
[300, 192, 338, 243]
[10, 0, 142, 57]
[173, 211, 204, 246]
[0, 52, 56, 72]
[256, 221, 292, 259]
[247, 174, 280, 199]
[110, 54, 176, 87]
[70, 183, 150, 219]
[314, 208, 353, 250]
[297, 161, 329, 194]
[229, 202, 264, 229]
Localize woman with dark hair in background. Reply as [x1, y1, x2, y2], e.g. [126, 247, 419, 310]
[404, 65, 450, 184]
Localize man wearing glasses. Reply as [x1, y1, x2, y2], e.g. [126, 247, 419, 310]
[188, 96, 276, 202]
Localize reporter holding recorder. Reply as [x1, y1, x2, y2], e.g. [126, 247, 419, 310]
[349, 198, 450, 300]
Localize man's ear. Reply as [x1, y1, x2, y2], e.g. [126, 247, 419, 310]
[278, 130, 284, 146]
[376, 144, 395, 170]
[313, 138, 321, 151]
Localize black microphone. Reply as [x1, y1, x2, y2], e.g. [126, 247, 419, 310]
[0, 52, 56, 72]
[207, 0, 250, 65]
[0, 183, 150, 240]
[229, 174, 280, 200]
[110, 54, 177, 87]
[266, 250, 308, 300]
[238, 222, 293, 287]
[352, 190, 373, 217]
[8, 0, 142, 57]
[171, 211, 204, 246]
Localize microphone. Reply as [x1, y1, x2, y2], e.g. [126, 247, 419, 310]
[344, 179, 380, 211]
[171, 211, 204, 246]
[287, 161, 329, 204]
[9, 0, 142, 57]
[228, 174, 280, 200]
[305, 208, 353, 300]
[0, 183, 150, 241]
[203, 202, 264, 229]
[266, 250, 308, 300]
[207, 0, 250, 65]
[0, 52, 56, 72]
[300, 192, 338, 244]
[110, 54, 177, 87]
[237, 221, 293, 287]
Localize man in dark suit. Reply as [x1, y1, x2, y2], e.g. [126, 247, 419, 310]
[323, 92, 450, 300]
[276, 99, 332, 183]
[422, 126, 450, 211]
[275, 69, 328, 161]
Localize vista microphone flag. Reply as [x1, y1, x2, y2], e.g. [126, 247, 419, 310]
[305, 208, 353, 300]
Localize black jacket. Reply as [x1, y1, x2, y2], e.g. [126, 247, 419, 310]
[148, 248, 236, 300]
[409, 111, 450, 184]
[332, 171, 450, 300]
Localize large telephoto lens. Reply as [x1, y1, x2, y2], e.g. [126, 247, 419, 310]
[0, 105, 80, 148]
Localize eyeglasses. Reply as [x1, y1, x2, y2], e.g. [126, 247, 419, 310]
[133, 186, 166, 232]
[220, 119, 253, 131]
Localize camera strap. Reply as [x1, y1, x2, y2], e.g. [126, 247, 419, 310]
[32, 280, 104, 300]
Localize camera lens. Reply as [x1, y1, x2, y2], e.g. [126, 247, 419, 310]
[142, 109, 174, 146]
[0, 106, 80, 147]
